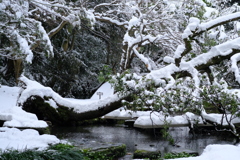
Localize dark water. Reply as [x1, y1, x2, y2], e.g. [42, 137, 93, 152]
[51, 124, 236, 155]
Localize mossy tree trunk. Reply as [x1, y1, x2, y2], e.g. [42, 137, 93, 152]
[22, 95, 127, 126]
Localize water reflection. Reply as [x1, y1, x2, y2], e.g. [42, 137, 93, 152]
[51, 124, 235, 154]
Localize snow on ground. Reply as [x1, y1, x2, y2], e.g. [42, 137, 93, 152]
[0, 85, 20, 111]
[169, 144, 240, 160]
[1, 78, 240, 158]
[1, 106, 48, 128]
[103, 109, 154, 119]
[134, 112, 191, 128]
[0, 86, 48, 128]
[105, 109, 240, 129]
[0, 85, 59, 151]
[0, 127, 59, 151]
[0, 78, 115, 152]
[135, 144, 240, 160]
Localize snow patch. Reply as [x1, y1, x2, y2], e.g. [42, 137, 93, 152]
[2, 106, 48, 128]
[170, 144, 240, 160]
[0, 127, 59, 151]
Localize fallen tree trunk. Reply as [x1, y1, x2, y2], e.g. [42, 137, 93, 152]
[22, 95, 127, 126]
[18, 76, 132, 125]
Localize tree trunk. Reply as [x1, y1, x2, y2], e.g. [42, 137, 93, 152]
[22, 95, 128, 126]
[13, 59, 23, 84]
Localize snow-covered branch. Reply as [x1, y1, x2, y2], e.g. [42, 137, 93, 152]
[48, 21, 68, 38]
[0, 0, 88, 63]
[92, 0, 182, 72]
[175, 12, 240, 66]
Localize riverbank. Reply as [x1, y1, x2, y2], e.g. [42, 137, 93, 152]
[1, 85, 240, 160]
[1, 143, 240, 160]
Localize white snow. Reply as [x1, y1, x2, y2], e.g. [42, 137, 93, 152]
[0, 85, 20, 111]
[0, 85, 47, 128]
[2, 106, 48, 128]
[200, 12, 240, 31]
[0, 127, 59, 151]
[104, 109, 154, 120]
[0, 77, 116, 152]
[204, 7, 218, 19]
[134, 111, 240, 129]
[94, 15, 128, 27]
[35, 19, 54, 56]
[179, 37, 240, 73]
[0, 85, 59, 152]
[182, 12, 240, 40]
[15, 31, 34, 63]
[105, 108, 240, 129]
[231, 53, 240, 83]
[169, 144, 240, 160]
[202, 112, 240, 126]
[182, 17, 200, 39]
[174, 44, 185, 58]
[90, 82, 114, 100]
[163, 56, 175, 64]
[18, 76, 117, 114]
[134, 112, 202, 128]
[145, 63, 179, 87]
[236, 21, 240, 31]
[128, 16, 140, 30]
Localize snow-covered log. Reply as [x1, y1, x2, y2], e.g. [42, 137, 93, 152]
[18, 76, 129, 125]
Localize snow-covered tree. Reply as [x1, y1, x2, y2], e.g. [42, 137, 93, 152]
[110, 0, 240, 138]
[2, 0, 240, 139]
[93, 0, 182, 72]
[0, 0, 88, 84]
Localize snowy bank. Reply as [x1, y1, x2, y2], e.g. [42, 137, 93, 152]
[134, 112, 240, 128]
[104, 109, 240, 129]
[134, 113, 191, 128]
[1, 106, 48, 128]
[0, 84, 59, 152]
[0, 85, 20, 111]
[0, 127, 59, 151]
[103, 109, 155, 120]
[0, 85, 48, 128]
[170, 144, 240, 160]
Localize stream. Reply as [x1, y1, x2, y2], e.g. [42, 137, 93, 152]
[51, 124, 236, 155]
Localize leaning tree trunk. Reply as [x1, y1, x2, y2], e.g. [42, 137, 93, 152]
[22, 95, 129, 126]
